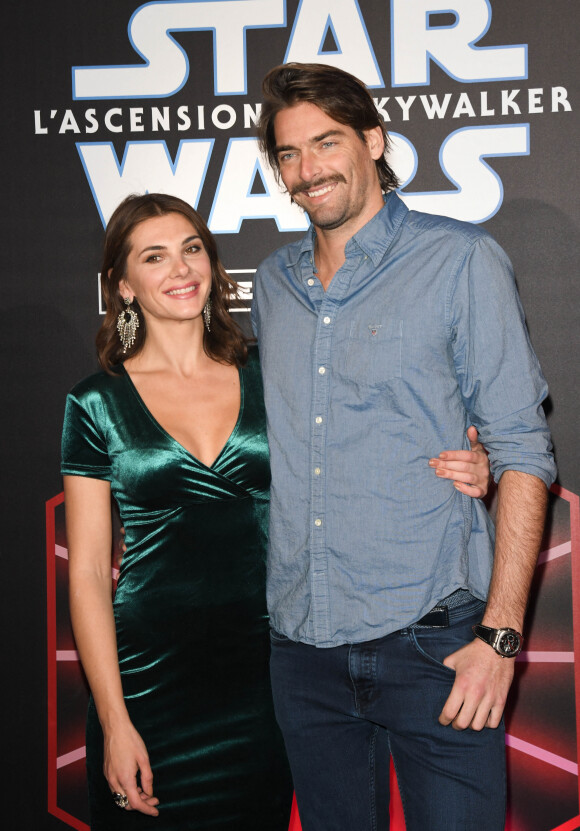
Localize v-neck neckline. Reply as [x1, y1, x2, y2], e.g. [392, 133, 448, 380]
[120, 363, 244, 470]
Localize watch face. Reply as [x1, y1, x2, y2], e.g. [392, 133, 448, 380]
[497, 630, 522, 656]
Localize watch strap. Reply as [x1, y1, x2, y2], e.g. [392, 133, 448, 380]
[472, 624, 523, 657]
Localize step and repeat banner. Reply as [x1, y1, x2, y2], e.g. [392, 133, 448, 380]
[3, 1, 578, 828]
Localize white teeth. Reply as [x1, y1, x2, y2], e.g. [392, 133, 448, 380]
[307, 184, 334, 198]
[166, 285, 197, 296]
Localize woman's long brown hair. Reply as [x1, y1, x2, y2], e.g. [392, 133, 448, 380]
[96, 193, 249, 372]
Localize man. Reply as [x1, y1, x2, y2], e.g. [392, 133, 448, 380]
[252, 63, 556, 831]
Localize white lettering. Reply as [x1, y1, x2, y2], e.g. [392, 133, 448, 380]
[72, 0, 285, 99]
[480, 91, 495, 117]
[373, 97, 391, 123]
[104, 108, 123, 132]
[285, 0, 382, 87]
[85, 109, 99, 134]
[452, 92, 476, 118]
[59, 110, 81, 134]
[420, 94, 452, 119]
[152, 107, 171, 131]
[34, 110, 48, 134]
[395, 96, 416, 121]
[208, 138, 308, 233]
[501, 89, 521, 115]
[177, 106, 191, 131]
[211, 104, 236, 130]
[77, 139, 214, 226]
[129, 108, 145, 132]
[552, 86, 571, 112]
[244, 103, 261, 129]
[387, 133, 418, 187]
[528, 88, 543, 114]
[399, 125, 529, 222]
[392, 0, 527, 86]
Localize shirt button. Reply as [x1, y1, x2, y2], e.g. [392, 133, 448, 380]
[318, 366, 326, 375]
[315, 416, 322, 424]
[314, 467, 321, 475]
[314, 518, 322, 527]
[307, 278, 315, 286]
[323, 316, 331, 325]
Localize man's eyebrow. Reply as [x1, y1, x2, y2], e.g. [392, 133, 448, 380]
[312, 129, 345, 142]
[275, 129, 345, 154]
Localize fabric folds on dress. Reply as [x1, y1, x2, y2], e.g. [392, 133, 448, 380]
[61, 347, 292, 830]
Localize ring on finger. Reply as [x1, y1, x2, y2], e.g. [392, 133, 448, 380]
[113, 792, 129, 809]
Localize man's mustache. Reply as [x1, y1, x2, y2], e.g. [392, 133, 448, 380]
[290, 175, 347, 197]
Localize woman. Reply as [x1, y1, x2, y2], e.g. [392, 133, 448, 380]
[61, 194, 490, 829]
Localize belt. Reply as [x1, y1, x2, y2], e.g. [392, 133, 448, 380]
[414, 589, 473, 628]
[415, 606, 449, 627]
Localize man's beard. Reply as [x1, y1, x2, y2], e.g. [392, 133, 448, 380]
[289, 175, 350, 228]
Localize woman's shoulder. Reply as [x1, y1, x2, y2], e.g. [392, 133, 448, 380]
[67, 366, 125, 403]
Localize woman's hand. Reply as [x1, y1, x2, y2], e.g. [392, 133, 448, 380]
[429, 426, 491, 498]
[103, 720, 159, 816]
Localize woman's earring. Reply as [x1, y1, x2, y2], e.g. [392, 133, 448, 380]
[203, 296, 212, 333]
[117, 297, 140, 353]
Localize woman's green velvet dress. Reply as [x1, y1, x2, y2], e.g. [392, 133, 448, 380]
[61, 348, 292, 829]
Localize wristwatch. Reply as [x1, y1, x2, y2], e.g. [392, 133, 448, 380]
[472, 624, 523, 657]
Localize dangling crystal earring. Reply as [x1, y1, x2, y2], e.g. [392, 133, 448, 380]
[117, 297, 140, 353]
[203, 296, 212, 333]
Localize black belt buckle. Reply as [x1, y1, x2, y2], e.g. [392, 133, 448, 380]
[415, 605, 449, 627]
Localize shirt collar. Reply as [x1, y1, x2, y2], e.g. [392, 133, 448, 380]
[348, 192, 408, 266]
[290, 191, 409, 269]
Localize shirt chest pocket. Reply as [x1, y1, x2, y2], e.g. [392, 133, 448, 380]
[343, 319, 403, 386]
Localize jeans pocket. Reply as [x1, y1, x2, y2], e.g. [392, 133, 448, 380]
[408, 628, 457, 674]
[407, 599, 485, 673]
[269, 628, 292, 644]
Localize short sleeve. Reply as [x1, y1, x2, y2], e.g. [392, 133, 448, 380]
[61, 391, 112, 480]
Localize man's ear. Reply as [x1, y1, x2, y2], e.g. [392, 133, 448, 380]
[365, 125, 385, 160]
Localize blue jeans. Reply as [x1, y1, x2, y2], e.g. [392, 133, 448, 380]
[269, 595, 506, 831]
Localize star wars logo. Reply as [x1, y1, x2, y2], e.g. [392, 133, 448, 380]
[34, 0, 572, 229]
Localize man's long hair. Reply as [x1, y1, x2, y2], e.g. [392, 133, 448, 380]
[257, 62, 400, 193]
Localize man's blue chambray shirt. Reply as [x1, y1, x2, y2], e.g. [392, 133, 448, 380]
[251, 192, 556, 648]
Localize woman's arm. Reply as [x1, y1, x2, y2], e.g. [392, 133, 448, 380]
[429, 425, 491, 498]
[64, 475, 159, 816]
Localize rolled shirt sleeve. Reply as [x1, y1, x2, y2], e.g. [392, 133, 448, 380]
[448, 236, 556, 487]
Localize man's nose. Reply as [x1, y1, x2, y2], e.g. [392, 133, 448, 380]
[299, 149, 321, 183]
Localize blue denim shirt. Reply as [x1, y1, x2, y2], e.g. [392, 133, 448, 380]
[252, 192, 556, 648]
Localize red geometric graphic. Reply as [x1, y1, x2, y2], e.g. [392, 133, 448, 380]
[502, 484, 580, 831]
[47, 485, 579, 830]
[47, 492, 91, 830]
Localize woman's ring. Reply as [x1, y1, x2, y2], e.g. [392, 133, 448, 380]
[113, 792, 129, 809]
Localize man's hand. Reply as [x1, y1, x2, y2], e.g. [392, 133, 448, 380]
[438, 637, 514, 730]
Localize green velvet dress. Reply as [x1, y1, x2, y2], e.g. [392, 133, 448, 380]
[61, 348, 293, 830]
